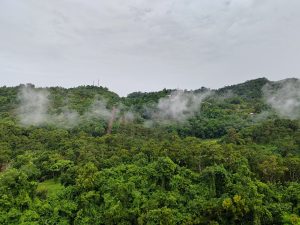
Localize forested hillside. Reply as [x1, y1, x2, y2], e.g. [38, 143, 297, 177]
[0, 78, 300, 224]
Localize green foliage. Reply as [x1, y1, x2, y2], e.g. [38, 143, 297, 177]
[0, 79, 299, 224]
[37, 179, 64, 198]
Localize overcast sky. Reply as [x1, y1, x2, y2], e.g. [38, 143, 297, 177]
[0, 0, 300, 96]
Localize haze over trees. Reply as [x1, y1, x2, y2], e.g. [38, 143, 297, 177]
[0, 77, 300, 224]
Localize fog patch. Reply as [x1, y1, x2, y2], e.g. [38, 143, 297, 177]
[262, 79, 300, 119]
[17, 85, 117, 128]
[146, 90, 211, 125]
[17, 85, 50, 126]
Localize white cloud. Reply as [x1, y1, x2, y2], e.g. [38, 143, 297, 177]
[263, 79, 300, 119]
[0, 0, 300, 95]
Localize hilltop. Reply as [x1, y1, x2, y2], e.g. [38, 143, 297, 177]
[0, 77, 299, 224]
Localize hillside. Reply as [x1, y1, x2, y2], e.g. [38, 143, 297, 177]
[0, 78, 300, 224]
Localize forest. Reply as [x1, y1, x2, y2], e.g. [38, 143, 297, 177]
[0, 77, 299, 225]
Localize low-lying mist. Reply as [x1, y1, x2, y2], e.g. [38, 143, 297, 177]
[16, 78, 300, 130]
[146, 90, 211, 124]
[17, 85, 115, 128]
[16, 85, 211, 128]
[263, 79, 300, 120]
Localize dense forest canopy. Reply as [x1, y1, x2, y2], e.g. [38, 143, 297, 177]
[0, 77, 300, 224]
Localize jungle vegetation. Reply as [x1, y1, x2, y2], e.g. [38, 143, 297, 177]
[0, 78, 299, 225]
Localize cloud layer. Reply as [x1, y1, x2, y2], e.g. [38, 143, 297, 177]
[154, 90, 210, 122]
[17, 85, 50, 126]
[17, 85, 210, 128]
[263, 79, 300, 119]
[17, 85, 112, 128]
[0, 0, 299, 95]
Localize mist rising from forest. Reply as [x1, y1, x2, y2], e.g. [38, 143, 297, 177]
[16, 79, 300, 128]
[17, 85, 114, 128]
[263, 79, 300, 120]
[16, 85, 212, 128]
[145, 90, 211, 126]
[17, 85, 50, 126]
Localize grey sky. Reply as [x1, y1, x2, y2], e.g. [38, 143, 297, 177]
[0, 0, 299, 96]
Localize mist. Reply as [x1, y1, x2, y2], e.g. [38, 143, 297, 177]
[17, 85, 50, 126]
[85, 100, 115, 121]
[17, 85, 115, 128]
[263, 79, 300, 119]
[146, 90, 211, 124]
[17, 85, 211, 128]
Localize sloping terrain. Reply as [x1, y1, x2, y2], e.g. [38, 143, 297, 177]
[0, 78, 299, 224]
